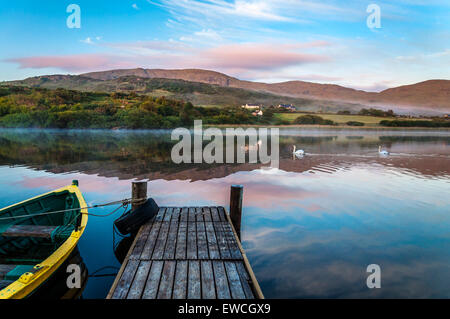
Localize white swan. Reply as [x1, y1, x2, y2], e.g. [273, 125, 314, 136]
[378, 146, 390, 156]
[293, 145, 305, 156]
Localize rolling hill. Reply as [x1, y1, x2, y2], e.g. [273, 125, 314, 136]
[4, 68, 450, 114]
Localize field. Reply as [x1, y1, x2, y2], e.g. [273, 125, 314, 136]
[273, 112, 429, 126]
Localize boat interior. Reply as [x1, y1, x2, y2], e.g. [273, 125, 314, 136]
[0, 190, 81, 290]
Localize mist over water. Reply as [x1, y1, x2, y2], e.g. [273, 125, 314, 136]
[0, 128, 449, 298]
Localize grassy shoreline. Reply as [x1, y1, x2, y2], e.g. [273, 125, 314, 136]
[208, 124, 450, 130]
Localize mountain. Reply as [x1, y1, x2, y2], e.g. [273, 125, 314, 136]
[4, 68, 449, 114]
[81, 68, 450, 112]
[3, 74, 367, 113]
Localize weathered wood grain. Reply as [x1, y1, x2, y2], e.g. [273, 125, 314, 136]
[2, 225, 58, 238]
[109, 206, 260, 300]
[111, 260, 139, 299]
[163, 221, 178, 259]
[173, 260, 188, 299]
[151, 222, 170, 260]
[213, 261, 231, 299]
[186, 221, 197, 259]
[187, 260, 201, 299]
[205, 221, 220, 259]
[201, 261, 216, 299]
[224, 261, 246, 299]
[142, 260, 163, 299]
[127, 261, 151, 299]
[196, 220, 209, 260]
[235, 261, 255, 299]
[157, 261, 176, 299]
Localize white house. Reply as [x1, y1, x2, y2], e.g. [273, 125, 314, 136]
[252, 110, 263, 116]
[242, 103, 261, 110]
[277, 104, 296, 111]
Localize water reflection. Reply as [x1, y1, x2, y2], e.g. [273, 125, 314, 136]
[0, 128, 449, 298]
[30, 248, 88, 299]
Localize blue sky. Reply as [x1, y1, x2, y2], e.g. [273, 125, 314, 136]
[1, 0, 449, 91]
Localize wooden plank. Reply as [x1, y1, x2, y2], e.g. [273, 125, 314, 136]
[163, 221, 178, 260]
[127, 261, 152, 299]
[111, 260, 139, 299]
[235, 261, 255, 299]
[175, 218, 187, 260]
[163, 207, 173, 222]
[142, 260, 163, 299]
[188, 207, 196, 222]
[171, 207, 181, 223]
[155, 207, 166, 222]
[157, 261, 176, 299]
[107, 220, 148, 299]
[205, 222, 220, 259]
[128, 223, 153, 260]
[195, 207, 204, 222]
[213, 261, 231, 299]
[201, 261, 216, 299]
[186, 221, 197, 259]
[196, 220, 209, 260]
[2, 225, 57, 238]
[180, 207, 188, 222]
[172, 261, 188, 299]
[202, 207, 212, 222]
[222, 222, 243, 259]
[140, 221, 162, 260]
[151, 222, 170, 260]
[187, 261, 201, 299]
[213, 222, 232, 260]
[224, 261, 246, 299]
[210, 206, 221, 222]
[217, 206, 227, 222]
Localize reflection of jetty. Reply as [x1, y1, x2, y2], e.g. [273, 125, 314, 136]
[107, 184, 263, 299]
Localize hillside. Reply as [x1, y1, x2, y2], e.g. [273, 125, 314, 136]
[4, 75, 365, 113]
[4, 68, 450, 114]
[81, 68, 450, 112]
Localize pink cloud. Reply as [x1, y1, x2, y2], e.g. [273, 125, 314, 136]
[6, 54, 137, 72]
[199, 43, 329, 70]
[6, 41, 330, 75]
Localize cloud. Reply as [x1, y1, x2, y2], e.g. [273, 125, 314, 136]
[80, 36, 102, 45]
[6, 54, 136, 72]
[132, 3, 140, 10]
[197, 43, 329, 71]
[149, 0, 296, 23]
[6, 39, 329, 75]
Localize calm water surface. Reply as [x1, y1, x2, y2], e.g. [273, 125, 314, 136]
[0, 128, 449, 298]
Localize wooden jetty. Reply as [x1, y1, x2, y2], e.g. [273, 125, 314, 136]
[107, 184, 263, 299]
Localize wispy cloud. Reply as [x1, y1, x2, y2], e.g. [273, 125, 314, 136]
[6, 40, 330, 75]
[132, 3, 140, 10]
[80, 36, 102, 45]
[6, 54, 135, 72]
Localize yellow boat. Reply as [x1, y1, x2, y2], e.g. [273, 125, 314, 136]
[0, 180, 88, 299]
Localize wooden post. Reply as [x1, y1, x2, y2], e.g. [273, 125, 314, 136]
[230, 185, 243, 240]
[132, 181, 147, 211]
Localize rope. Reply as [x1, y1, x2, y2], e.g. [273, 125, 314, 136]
[89, 266, 120, 278]
[0, 197, 147, 221]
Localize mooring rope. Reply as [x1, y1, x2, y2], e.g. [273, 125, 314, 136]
[0, 197, 147, 221]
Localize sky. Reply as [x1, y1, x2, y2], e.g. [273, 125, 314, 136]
[0, 0, 449, 91]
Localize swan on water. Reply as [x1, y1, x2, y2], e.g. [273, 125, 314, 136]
[293, 145, 305, 156]
[378, 146, 390, 156]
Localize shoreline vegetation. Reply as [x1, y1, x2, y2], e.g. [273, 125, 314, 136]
[0, 86, 448, 130]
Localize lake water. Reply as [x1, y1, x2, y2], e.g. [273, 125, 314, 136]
[0, 128, 449, 298]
